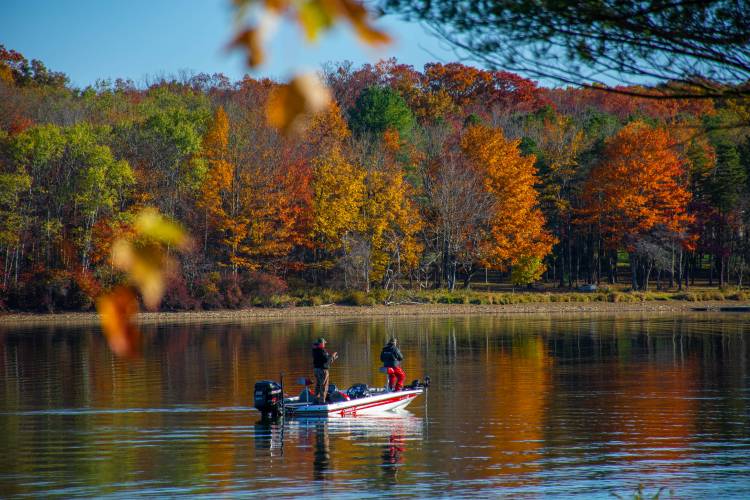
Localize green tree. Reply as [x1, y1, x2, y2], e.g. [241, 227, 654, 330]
[115, 107, 207, 218]
[10, 123, 134, 271]
[511, 256, 545, 287]
[707, 142, 745, 214]
[348, 86, 415, 138]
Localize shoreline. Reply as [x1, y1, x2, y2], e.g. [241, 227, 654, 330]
[1, 300, 748, 325]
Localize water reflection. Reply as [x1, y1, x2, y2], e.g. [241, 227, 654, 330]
[1, 313, 750, 497]
[313, 421, 330, 481]
[253, 420, 284, 458]
[380, 418, 407, 484]
[249, 412, 424, 486]
[286, 414, 424, 483]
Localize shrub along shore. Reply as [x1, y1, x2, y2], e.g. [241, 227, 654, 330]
[265, 287, 749, 307]
[1, 290, 748, 325]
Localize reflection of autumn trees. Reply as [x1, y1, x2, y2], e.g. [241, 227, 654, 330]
[400, 316, 553, 486]
[542, 316, 749, 485]
[483, 335, 552, 483]
[1, 315, 750, 494]
[612, 359, 699, 467]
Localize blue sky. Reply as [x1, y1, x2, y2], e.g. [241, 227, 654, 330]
[1, 0, 465, 88]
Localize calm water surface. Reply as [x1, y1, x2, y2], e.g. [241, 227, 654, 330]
[1, 313, 750, 498]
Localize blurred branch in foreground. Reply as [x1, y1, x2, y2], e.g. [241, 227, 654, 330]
[381, 0, 750, 102]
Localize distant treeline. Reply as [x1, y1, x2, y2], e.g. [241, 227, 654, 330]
[1, 45, 748, 311]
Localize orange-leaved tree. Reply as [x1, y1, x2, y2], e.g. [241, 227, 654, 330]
[197, 106, 251, 275]
[578, 121, 692, 289]
[460, 124, 555, 282]
[199, 105, 315, 276]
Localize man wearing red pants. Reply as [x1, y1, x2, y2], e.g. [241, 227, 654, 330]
[380, 338, 405, 391]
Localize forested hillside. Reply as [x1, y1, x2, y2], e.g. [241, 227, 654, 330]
[1, 46, 748, 311]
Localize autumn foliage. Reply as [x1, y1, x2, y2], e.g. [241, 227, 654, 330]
[579, 121, 693, 250]
[461, 124, 555, 271]
[0, 45, 747, 314]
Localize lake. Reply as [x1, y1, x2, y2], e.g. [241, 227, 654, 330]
[1, 313, 749, 498]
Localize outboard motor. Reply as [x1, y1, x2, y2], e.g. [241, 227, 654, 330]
[405, 376, 431, 390]
[254, 380, 282, 419]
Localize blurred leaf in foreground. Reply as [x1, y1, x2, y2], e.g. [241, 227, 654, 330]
[98, 208, 191, 358]
[230, 28, 265, 67]
[267, 73, 332, 134]
[233, 0, 390, 51]
[111, 208, 191, 310]
[231, 0, 389, 133]
[96, 286, 140, 359]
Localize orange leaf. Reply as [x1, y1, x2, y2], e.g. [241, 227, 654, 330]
[96, 286, 141, 359]
[341, 1, 391, 45]
[266, 73, 331, 134]
[263, 0, 289, 12]
[229, 28, 264, 68]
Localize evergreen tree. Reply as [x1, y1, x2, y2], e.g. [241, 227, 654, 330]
[348, 86, 415, 138]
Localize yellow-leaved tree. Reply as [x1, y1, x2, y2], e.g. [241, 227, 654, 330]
[311, 147, 367, 255]
[360, 162, 423, 290]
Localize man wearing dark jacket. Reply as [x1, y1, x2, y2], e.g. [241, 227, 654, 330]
[312, 337, 337, 404]
[380, 338, 405, 391]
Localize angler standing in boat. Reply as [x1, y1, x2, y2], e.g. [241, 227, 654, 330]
[312, 337, 337, 404]
[381, 338, 405, 391]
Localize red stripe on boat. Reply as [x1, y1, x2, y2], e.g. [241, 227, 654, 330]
[327, 393, 417, 414]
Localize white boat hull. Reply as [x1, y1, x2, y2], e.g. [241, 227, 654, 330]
[283, 388, 423, 417]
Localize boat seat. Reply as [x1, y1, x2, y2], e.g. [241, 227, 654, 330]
[327, 391, 349, 403]
[346, 383, 370, 399]
[298, 388, 315, 402]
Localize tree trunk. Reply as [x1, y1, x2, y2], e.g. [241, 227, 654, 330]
[612, 250, 619, 283]
[691, 253, 697, 286]
[449, 261, 457, 291]
[558, 242, 566, 288]
[567, 227, 573, 288]
[463, 270, 474, 289]
[656, 269, 662, 290]
[643, 259, 653, 291]
[738, 258, 744, 289]
[669, 242, 675, 289]
[596, 237, 602, 284]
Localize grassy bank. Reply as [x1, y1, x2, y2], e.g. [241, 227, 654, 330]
[264, 287, 750, 308]
[1, 296, 749, 325]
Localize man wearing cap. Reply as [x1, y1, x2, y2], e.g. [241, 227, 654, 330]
[380, 338, 405, 391]
[312, 337, 337, 404]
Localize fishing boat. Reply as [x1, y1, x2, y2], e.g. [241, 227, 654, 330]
[253, 377, 429, 419]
